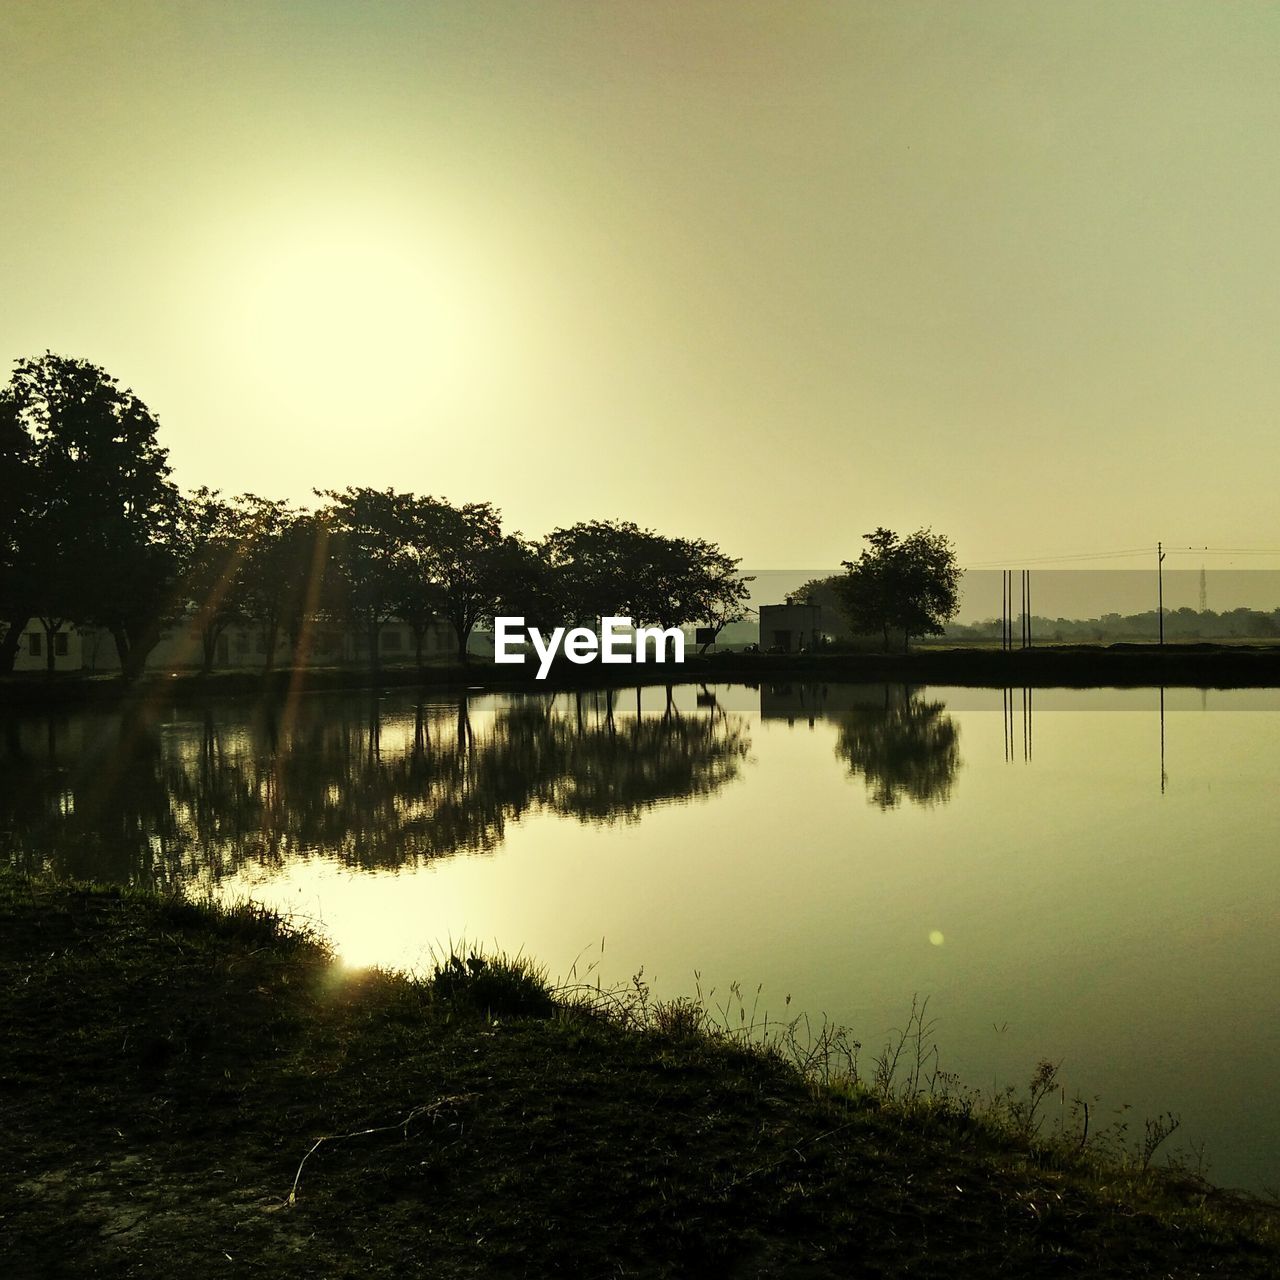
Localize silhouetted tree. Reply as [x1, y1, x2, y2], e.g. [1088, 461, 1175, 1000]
[683, 550, 752, 652]
[794, 576, 844, 611]
[4, 354, 182, 678]
[544, 520, 749, 643]
[492, 535, 564, 633]
[237, 496, 320, 671]
[177, 488, 252, 674]
[544, 520, 650, 624]
[410, 498, 508, 661]
[0, 387, 36, 672]
[318, 487, 413, 673]
[835, 527, 961, 654]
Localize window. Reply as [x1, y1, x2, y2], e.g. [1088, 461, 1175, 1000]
[55, 632, 69, 656]
[381, 628, 403, 652]
[28, 632, 42, 657]
[236, 632, 249, 654]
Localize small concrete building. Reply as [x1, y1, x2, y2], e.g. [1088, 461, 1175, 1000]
[758, 602, 854, 653]
[9, 622, 86, 673]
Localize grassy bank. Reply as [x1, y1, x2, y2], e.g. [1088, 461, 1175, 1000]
[6, 643, 1280, 710]
[2, 874, 1277, 1278]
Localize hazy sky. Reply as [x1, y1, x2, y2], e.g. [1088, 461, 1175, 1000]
[5, 2, 1280, 569]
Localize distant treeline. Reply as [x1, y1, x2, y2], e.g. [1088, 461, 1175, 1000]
[945, 607, 1280, 643]
[1, 354, 751, 677]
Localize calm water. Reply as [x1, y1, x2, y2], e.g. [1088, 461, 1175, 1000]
[4, 682, 1278, 1191]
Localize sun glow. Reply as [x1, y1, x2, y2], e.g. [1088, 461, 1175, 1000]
[208, 195, 526, 441]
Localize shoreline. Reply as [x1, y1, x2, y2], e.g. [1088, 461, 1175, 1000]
[6, 643, 1280, 708]
[3, 872, 1278, 1277]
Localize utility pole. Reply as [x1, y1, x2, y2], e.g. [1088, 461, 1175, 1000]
[1157, 542, 1166, 646]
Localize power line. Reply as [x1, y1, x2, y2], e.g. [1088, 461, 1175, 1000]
[964, 547, 1152, 568]
[965, 545, 1280, 569]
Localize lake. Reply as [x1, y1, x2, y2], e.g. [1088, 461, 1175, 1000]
[3, 681, 1277, 1192]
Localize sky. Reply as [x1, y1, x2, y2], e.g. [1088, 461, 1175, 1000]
[5, 2, 1280, 571]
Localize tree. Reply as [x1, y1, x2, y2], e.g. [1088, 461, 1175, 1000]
[0, 386, 37, 672]
[834, 527, 962, 654]
[317, 487, 413, 673]
[237, 496, 323, 672]
[406, 498, 509, 662]
[633, 534, 750, 641]
[176, 488, 251, 674]
[543, 520, 649, 625]
[4, 354, 182, 678]
[490, 535, 564, 634]
[794, 576, 844, 612]
[686, 551, 752, 653]
[543, 520, 750, 647]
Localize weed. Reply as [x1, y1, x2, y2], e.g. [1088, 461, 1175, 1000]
[426, 947, 555, 1019]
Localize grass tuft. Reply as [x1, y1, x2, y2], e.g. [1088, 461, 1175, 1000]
[425, 946, 555, 1019]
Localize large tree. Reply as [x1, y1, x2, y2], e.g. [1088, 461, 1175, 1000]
[237, 496, 327, 672]
[544, 521, 751, 657]
[407, 498, 509, 662]
[318, 487, 413, 673]
[835, 527, 962, 654]
[177, 488, 252, 674]
[4, 354, 182, 678]
[0, 387, 36, 671]
[542, 520, 649, 625]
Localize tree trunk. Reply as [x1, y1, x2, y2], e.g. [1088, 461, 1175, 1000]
[368, 616, 381, 676]
[262, 619, 279, 673]
[201, 626, 217, 675]
[454, 616, 471, 663]
[0, 613, 28, 673]
[110, 625, 132, 679]
[902, 628, 910, 656]
[40, 618, 62, 674]
[124, 620, 164, 680]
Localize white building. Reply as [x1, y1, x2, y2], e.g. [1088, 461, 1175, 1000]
[2, 615, 478, 673]
[9, 622, 86, 673]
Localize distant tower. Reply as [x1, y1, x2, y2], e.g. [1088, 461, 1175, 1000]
[1199, 565, 1207, 614]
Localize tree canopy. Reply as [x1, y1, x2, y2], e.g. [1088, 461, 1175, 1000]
[542, 519, 750, 641]
[3, 353, 182, 676]
[0, 353, 752, 677]
[834, 527, 962, 654]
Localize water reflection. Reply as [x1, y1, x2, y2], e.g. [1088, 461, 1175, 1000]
[761, 683, 961, 809]
[833, 688, 961, 809]
[1002, 687, 1033, 764]
[5, 681, 1274, 1191]
[0, 691, 750, 885]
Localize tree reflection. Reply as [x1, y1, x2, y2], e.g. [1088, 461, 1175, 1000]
[834, 686, 960, 809]
[0, 691, 749, 885]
